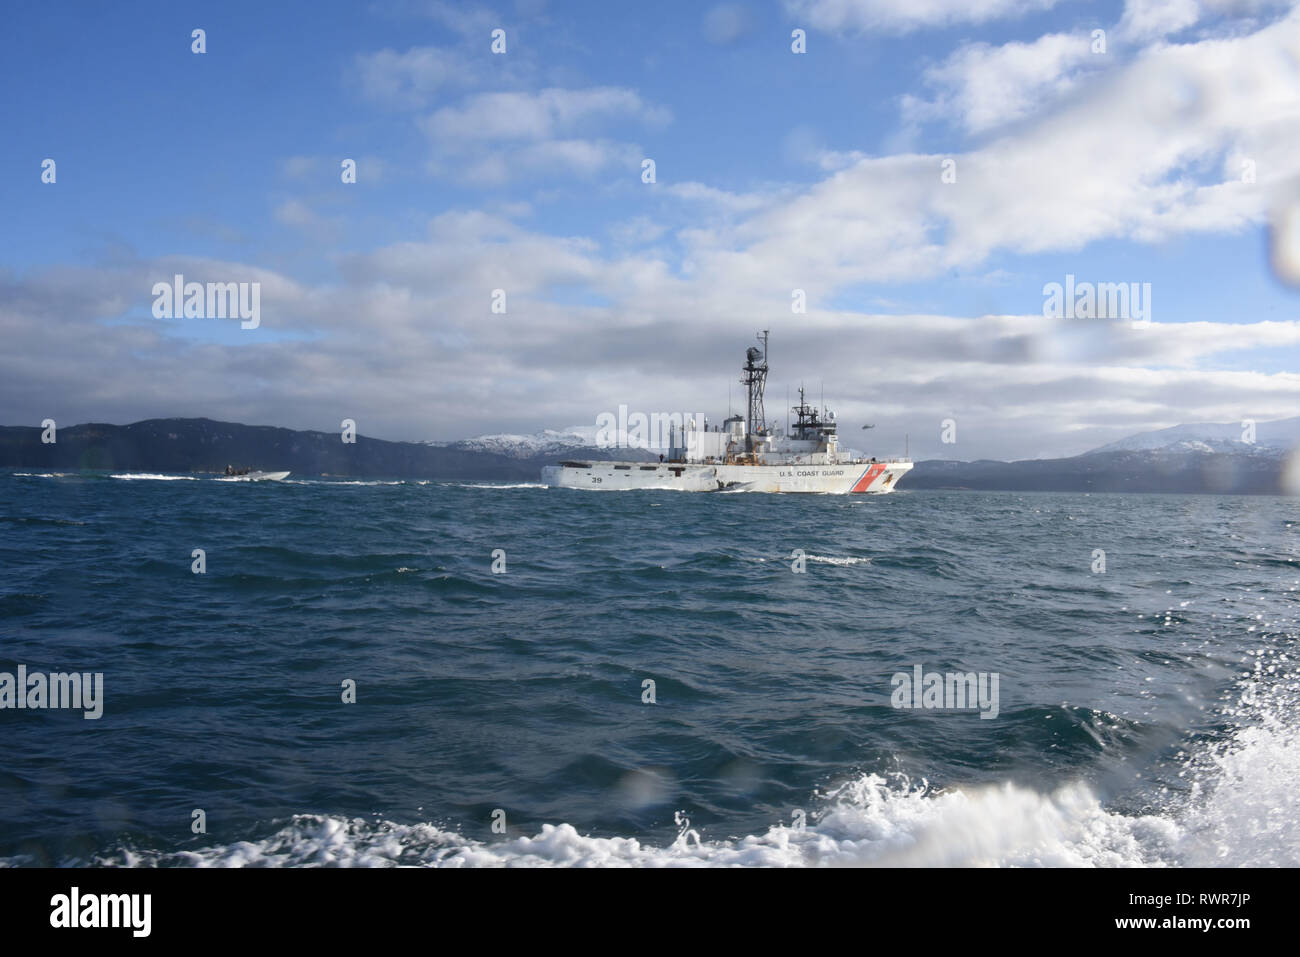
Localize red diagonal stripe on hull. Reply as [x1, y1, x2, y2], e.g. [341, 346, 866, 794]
[852, 463, 887, 492]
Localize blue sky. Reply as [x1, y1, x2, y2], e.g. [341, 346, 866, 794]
[3, 0, 1299, 459]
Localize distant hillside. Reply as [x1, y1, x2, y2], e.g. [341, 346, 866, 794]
[908, 447, 1292, 494]
[0, 418, 552, 480]
[904, 415, 1300, 494]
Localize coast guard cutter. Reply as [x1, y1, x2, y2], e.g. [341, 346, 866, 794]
[542, 333, 912, 493]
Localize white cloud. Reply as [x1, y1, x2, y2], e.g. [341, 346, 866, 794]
[903, 32, 1102, 135]
[1118, 0, 1297, 43]
[609, 216, 669, 245]
[273, 199, 321, 229]
[6, 248, 1300, 460]
[420, 86, 670, 183]
[423, 87, 670, 142]
[354, 46, 478, 109]
[704, 4, 754, 44]
[664, 181, 775, 214]
[418, 0, 504, 38]
[682, 10, 1300, 297]
[1118, 0, 1204, 41]
[784, 0, 1062, 34]
[281, 156, 320, 180]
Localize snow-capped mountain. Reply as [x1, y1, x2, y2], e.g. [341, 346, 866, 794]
[426, 427, 659, 461]
[1087, 417, 1300, 456]
[425, 428, 598, 459]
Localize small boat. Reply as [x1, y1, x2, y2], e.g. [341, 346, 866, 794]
[221, 467, 290, 481]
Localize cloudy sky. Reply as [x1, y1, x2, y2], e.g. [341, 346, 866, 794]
[3, 0, 1300, 460]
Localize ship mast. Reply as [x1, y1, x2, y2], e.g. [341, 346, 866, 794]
[742, 330, 769, 452]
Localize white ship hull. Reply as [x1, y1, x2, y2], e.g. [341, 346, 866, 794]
[544, 332, 912, 494]
[220, 470, 290, 482]
[542, 460, 911, 494]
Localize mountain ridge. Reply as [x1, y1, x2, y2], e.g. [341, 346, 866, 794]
[2, 416, 1297, 494]
[1085, 416, 1300, 455]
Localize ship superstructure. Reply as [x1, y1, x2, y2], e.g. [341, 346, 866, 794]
[541, 333, 912, 494]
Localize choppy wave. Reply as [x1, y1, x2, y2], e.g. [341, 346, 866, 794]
[3, 480, 1296, 868]
[273, 478, 405, 486]
[453, 482, 548, 490]
[90, 743, 1293, 868]
[110, 473, 199, 481]
[64, 631, 1300, 869]
[77, 777, 1160, 867]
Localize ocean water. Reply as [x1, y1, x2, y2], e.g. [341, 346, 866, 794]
[1, 471, 1297, 867]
